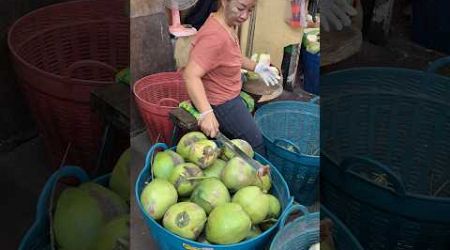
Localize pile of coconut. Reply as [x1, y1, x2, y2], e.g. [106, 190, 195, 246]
[140, 131, 281, 245]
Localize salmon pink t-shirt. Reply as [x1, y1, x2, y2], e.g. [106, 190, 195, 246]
[188, 14, 243, 105]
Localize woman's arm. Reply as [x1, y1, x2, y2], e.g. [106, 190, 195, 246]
[182, 60, 220, 137]
[242, 56, 257, 71]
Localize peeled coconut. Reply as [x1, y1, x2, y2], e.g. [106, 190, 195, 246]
[140, 179, 178, 220]
[152, 149, 184, 180]
[266, 194, 281, 219]
[187, 139, 220, 169]
[246, 225, 262, 240]
[163, 202, 207, 240]
[169, 163, 204, 197]
[109, 148, 131, 202]
[203, 159, 226, 179]
[94, 215, 129, 250]
[221, 139, 254, 161]
[176, 131, 208, 159]
[221, 157, 257, 193]
[206, 203, 252, 244]
[253, 173, 272, 193]
[190, 178, 230, 214]
[53, 188, 103, 250]
[232, 186, 269, 224]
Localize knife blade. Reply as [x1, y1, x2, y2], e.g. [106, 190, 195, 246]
[216, 132, 270, 177]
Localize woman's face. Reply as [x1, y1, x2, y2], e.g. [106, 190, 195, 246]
[222, 0, 257, 26]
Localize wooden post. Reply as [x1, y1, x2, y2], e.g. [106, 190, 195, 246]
[130, 0, 176, 134]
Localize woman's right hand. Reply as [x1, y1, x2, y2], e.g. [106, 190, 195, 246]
[198, 111, 220, 138]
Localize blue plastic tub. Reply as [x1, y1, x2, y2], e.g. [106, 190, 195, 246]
[135, 143, 294, 250]
[254, 100, 319, 206]
[321, 57, 450, 249]
[19, 166, 110, 250]
[269, 204, 319, 250]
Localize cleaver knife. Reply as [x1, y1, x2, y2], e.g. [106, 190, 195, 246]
[216, 132, 270, 177]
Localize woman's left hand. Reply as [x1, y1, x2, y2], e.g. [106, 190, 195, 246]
[255, 62, 281, 86]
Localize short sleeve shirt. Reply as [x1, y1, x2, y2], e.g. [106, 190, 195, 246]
[188, 14, 243, 105]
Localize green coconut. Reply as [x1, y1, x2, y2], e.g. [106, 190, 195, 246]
[232, 186, 269, 224]
[79, 182, 129, 219]
[266, 194, 281, 219]
[206, 203, 252, 244]
[94, 215, 130, 250]
[109, 148, 131, 202]
[187, 139, 220, 169]
[253, 173, 272, 193]
[221, 157, 257, 193]
[221, 139, 254, 161]
[168, 163, 204, 197]
[163, 202, 207, 240]
[53, 188, 103, 250]
[140, 179, 178, 220]
[152, 149, 184, 180]
[190, 178, 230, 214]
[203, 159, 227, 179]
[245, 225, 262, 240]
[176, 131, 208, 159]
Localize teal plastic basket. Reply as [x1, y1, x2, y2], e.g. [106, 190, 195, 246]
[254, 100, 319, 206]
[321, 57, 450, 249]
[19, 166, 110, 250]
[135, 143, 294, 250]
[269, 204, 319, 250]
[320, 205, 364, 250]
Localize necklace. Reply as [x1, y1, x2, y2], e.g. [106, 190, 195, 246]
[212, 13, 239, 45]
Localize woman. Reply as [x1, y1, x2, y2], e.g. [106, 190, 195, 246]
[182, 0, 279, 156]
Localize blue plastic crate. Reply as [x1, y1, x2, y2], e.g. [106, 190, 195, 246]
[255, 100, 319, 206]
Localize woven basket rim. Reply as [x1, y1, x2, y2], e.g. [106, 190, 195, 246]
[8, 1, 127, 86]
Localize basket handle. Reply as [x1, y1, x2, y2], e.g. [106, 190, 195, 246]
[279, 204, 310, 228]
[63, 59, 117, 79]
[341, 156, 406, 196]
[36, 166, 89, 216]
[144, 143, 169, 180]
[309, 96, 320, 104]
[157, 98, 180, 107]
[274, 139, 302, 155]
[19, 166, 89, 250]
[426, 56, 450, 74]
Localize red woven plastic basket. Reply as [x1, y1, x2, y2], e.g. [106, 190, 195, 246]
[8, 0, 129, 171]
[133, 72, 189, 145]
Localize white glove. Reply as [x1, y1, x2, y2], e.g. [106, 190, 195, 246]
[254, 63, 281, 86]
[320, 0, 357, 32]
